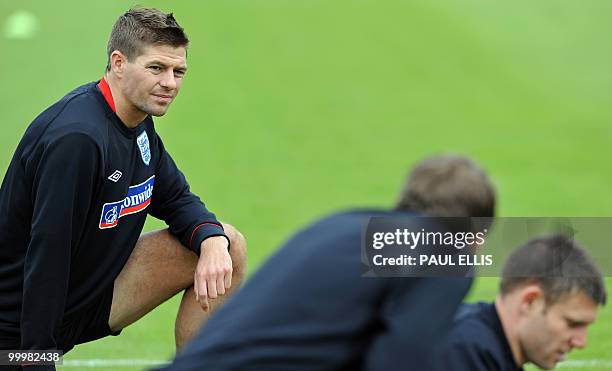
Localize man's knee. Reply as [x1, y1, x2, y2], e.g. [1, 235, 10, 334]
[222, 223, 247, 279]
[109, 228, 198, 331]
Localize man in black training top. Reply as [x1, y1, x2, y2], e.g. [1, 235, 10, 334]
[434, 234, 607, 371]
[0, 7, 247, 369]
[160, 154, 496, 371]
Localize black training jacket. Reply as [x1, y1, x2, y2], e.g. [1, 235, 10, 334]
[0, 81, 227, 353]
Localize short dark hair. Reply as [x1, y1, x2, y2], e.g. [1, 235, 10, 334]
[106, 7, 189, 71]
[395, 154, 496, 219]
[500, 234, 607, 306]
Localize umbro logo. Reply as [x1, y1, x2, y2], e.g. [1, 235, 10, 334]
[108, 170, 123, 182]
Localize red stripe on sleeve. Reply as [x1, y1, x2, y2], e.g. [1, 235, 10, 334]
[189, 222, 224, 249]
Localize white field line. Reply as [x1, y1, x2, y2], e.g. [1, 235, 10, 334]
[61, 359, 170, 367]
[58, 359, 612, 368]
[559, 360, 612, 368]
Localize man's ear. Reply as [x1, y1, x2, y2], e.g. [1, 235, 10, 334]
[518, 284, 545, 315]
[109, 50, 127, 77]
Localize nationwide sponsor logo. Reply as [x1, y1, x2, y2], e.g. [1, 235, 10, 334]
[137, 131, 151, 166]
[107, 170, 123, 182]
[99, 175, 155, 229]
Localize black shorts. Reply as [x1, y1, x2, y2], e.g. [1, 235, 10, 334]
[0, 285, 122, 357]
[58, 285, 122, 353]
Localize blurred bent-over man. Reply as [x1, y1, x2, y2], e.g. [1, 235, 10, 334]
[160, 154, 496, 371]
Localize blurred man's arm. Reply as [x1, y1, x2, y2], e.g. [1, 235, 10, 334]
[363, 277, 472, 370]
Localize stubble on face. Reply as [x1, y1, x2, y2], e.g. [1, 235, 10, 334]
[122, 44, 188, 120]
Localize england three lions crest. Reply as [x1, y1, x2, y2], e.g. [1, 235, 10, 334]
[137, 131, 151, 166]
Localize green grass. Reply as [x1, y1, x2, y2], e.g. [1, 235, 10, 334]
[1, 1, 611, 370]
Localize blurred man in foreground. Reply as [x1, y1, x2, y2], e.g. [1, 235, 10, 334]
[160, 154, 496, 371]
[435, 234, 607, 371]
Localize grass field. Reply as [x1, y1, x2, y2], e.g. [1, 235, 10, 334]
[1, 1, 611, 370]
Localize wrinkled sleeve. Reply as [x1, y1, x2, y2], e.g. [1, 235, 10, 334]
[148, 133, 228, 255]
[21, 133, 101, 368]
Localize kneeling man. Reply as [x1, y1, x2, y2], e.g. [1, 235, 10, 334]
[0, 8, 247, 370]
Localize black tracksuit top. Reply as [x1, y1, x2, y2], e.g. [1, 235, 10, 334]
[0, 80, 227, 351]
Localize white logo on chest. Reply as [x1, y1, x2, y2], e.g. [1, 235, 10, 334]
[108, 170, 123, 182]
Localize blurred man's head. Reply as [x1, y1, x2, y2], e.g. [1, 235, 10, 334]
[105, 8, 189, 122]
[395, 154, 495, 218]
[497, 234, 607, 370]
[395, 154, 496, 220]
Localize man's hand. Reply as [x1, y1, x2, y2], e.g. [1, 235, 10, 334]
[194, 236, 232, 311]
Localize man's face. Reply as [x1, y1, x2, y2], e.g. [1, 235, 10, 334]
[519, 291, 598, 370]
[120, 44, 187, 118]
